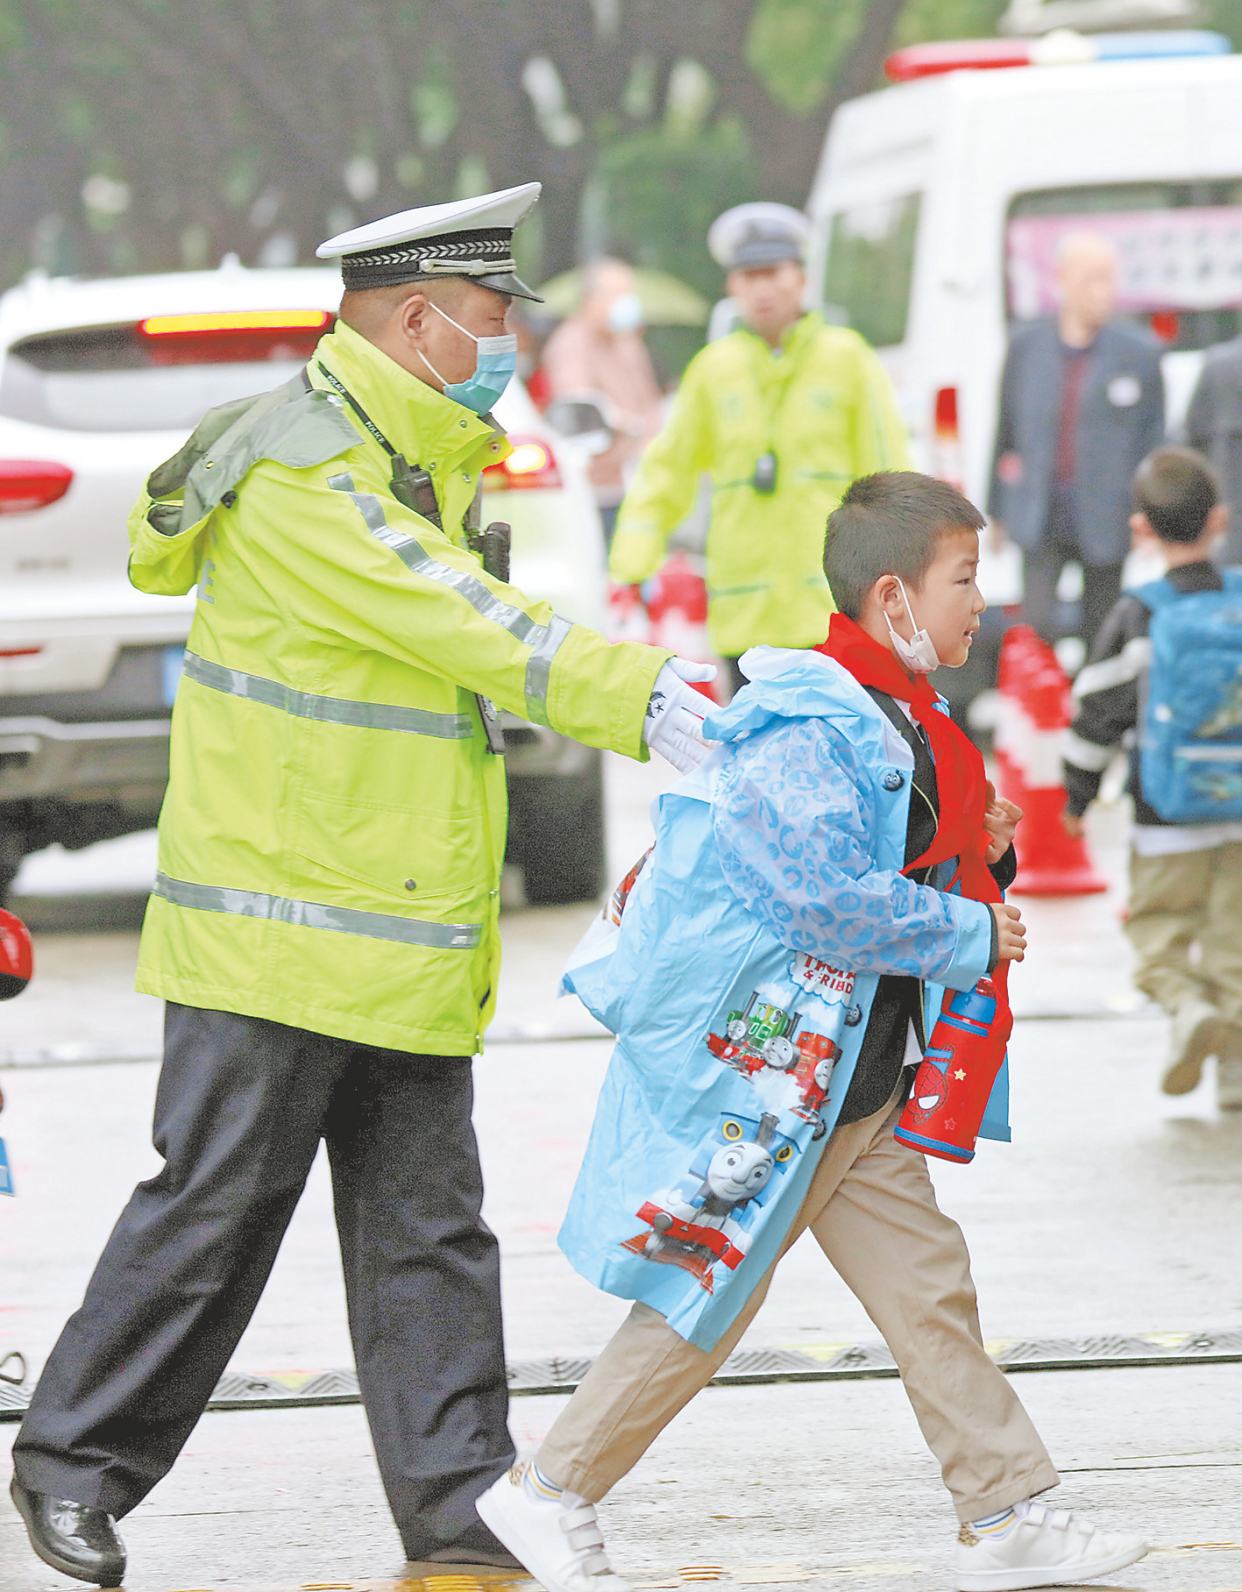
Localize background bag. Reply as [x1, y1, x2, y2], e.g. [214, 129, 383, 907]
[1138, 569, 1242, 824]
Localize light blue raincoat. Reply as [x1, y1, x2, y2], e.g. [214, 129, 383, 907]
[561, 647, 1009, 1352]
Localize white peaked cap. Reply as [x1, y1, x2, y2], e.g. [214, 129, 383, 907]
[317, 182, 543, 302]
[708, 202, 810, 272]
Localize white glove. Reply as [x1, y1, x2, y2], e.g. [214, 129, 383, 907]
[642, 657, 718, 772]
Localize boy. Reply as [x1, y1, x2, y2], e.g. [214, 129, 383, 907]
[479, 474, 1148, 1592]
[1063, 445, 1242, 1109]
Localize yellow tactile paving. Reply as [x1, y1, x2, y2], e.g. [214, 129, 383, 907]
[150, 1546, 1242, 1592]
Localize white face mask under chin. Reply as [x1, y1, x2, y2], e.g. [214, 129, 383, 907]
[883, 578, 941, 674]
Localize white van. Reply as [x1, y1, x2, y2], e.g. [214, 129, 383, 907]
[806, 44, 1242, 574]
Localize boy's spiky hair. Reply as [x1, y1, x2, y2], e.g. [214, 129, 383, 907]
[823, 471, 985, 620]
[1131, 445, 1220, 545]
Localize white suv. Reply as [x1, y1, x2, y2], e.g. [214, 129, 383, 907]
[0, 264, 608, 905]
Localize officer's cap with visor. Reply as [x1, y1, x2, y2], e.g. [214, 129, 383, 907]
[317, 182, 544, 302]
[708, 202, 810, 273]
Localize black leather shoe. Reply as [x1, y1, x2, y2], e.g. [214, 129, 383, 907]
[9, 1478, 126, 1586]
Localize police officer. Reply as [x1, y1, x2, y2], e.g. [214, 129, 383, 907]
[608, 202, 911, 695]
[10, 183, 713, 1587]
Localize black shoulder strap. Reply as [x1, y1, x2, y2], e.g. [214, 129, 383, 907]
[315, 361, 444, 528]
[864, 687, 939, 820]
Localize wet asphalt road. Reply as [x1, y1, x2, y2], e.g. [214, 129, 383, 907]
[1, 755, 1239, 1590]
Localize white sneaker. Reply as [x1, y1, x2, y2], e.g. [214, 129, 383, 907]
[955, 1500, 1149, 1591]
[475, 1464, 631, 1592]
[1161, 998, 1224, 1095]
[1217, 1054, 1242, 1111]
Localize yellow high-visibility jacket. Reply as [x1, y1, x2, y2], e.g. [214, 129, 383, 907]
[129, 320, 668, 1056]
[609, 313, 911, 657]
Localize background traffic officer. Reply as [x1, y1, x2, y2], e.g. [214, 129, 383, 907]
[10, 182, 711, 1588]
[607, 201, 910, 697]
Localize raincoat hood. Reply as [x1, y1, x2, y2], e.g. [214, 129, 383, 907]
[702, 645, 876, 742]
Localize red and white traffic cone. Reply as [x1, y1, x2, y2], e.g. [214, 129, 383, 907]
[995, 625, 1108, 897]
[606, 579, 651, 645]
[645, 552, 723, 703]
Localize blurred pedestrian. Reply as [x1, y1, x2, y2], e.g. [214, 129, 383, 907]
[8, 182, 712, 1589]
[608, 202, 910, 697]
[1183, 333, 1242, 564]
[541, 258, 663, 545]
[989, 233, 1165, 650]
[1063, 446, 1242, 1110]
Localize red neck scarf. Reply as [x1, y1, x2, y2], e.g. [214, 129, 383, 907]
[815, 612, 998, 905]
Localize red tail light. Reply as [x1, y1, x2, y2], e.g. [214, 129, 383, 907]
[934, 385, 959, 439]
[140, 311, 331, 336]
[138, 310, 333, 366]
[483, 436, 561, 490]
[931, 386, 963, 490]
[0, 460, 73, 514]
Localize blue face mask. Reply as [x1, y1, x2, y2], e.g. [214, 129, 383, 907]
[419, 302, 517, 417]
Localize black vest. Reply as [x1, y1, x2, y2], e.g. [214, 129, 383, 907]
[835, 689, 939, 1126]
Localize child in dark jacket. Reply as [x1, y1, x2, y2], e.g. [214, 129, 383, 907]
[1063, 446, 1242, 1109]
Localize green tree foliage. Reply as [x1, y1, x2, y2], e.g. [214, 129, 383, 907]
[4, 0, 1238, 346]
[591, 123, 758, 300]
[890, 0, 1009, 50]
[746, 0, 869, 114]
[0, 0, 922, 308]
[1206, 0, 1242, 49]
[7, 0, 1236, 378]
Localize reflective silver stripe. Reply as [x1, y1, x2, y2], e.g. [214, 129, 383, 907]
[328, 471, 572, 723]
[182, 650, 472, 740]
[523, 615, 574, 728]
[1062, 729, 1115, 772]
[154, 872, 481, 949]
[1176, 744, 1242, 761]
[1072, 637, 1151, 700]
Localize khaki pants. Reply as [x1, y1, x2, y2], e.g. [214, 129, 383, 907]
[1125, 843, 1242, 1023]
[537, 1094, 1058, 1523]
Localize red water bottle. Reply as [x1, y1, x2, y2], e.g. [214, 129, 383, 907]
[894, 963, 1011, 1163]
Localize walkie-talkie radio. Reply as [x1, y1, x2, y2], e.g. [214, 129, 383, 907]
[466, 520, 512, 755]
[752, 451, 778, 494]
[469, 521, 511, 584]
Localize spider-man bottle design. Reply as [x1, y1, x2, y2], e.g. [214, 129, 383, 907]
[894, 966, 1011, 1164]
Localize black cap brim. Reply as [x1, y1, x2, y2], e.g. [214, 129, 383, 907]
[475, 270, 543, 304]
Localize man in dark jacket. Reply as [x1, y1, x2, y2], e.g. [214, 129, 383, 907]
[989, 233, 1165, 647]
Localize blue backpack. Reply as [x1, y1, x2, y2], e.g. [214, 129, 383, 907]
[1137, 568, 1242, 824]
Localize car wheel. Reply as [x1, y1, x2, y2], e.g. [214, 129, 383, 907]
[507, 755, 605, 906]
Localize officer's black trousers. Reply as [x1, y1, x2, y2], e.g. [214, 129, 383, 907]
[13, 1002, 514, 1558]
